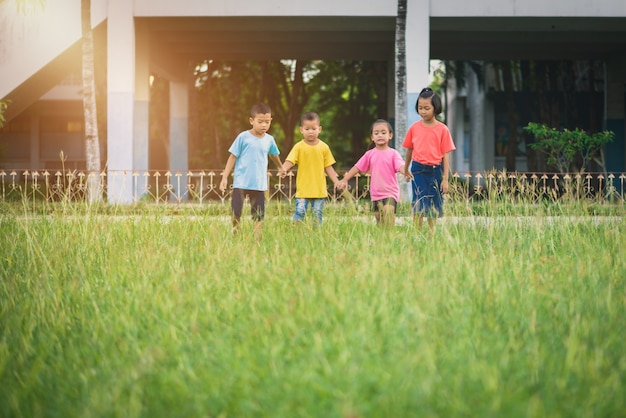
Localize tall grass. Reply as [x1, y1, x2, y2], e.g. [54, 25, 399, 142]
[1, 204, 625, 417]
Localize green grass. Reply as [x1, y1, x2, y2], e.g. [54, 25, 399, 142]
[1, 203, 625, 417]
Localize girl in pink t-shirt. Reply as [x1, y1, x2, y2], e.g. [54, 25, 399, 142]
[402, 87, 456, 233]
[339, 119, 409, 227]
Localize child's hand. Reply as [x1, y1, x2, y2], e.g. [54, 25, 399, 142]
[219, 178, 228, 193]
[440, 178, 449, 193]
[403, 170, 413, 182]
[336, 180, 347, 190]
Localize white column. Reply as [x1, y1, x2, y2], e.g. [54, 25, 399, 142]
[468, 67, 486, 173]
[405, 0, 430, 126]
[169, 80, 189, 200]
[106, 0, 135, 203]
[134, 20, 150, 198]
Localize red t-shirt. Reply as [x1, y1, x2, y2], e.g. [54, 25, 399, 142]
[402, 120, 456, 166]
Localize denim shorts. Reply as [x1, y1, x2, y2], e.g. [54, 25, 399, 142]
[410, 161, 443, 217]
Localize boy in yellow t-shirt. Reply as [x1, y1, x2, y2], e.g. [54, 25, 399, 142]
[282, 112, 342, 225]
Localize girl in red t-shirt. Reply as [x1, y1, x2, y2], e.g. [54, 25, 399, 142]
[402, 87, 456, 232]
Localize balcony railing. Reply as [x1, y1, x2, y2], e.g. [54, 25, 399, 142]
[1, 168, 625, 205]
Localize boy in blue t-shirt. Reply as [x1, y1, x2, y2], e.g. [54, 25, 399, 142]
[219, 103, 285, 239]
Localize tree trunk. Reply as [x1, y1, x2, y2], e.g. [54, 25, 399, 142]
[394, 0, 407, 149]
[81, 0, 102, 202]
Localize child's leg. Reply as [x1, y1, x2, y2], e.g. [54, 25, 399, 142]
[250, 190, 265, 241]
[381, 203, 396, 228]
[311, 198, 325, 226]
[378, 198, 396, 228]
[427, 217, 436, 235]
[293, 198, 307, 222]
[231, 188, 245, 232]
[374, 201, 382, 224]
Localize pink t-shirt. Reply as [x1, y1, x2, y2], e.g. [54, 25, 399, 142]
[402, 120, 456, 166]
[355, 147, 405, 201]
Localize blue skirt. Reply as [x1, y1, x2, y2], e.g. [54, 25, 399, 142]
[410, 161, 443, 217]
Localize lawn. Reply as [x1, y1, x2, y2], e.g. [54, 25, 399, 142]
[1, 202, 625, 417]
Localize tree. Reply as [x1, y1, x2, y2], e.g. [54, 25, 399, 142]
[394, 0, 407, 150]
[523, 122, 614, 173]
[81, 0, 102, 202]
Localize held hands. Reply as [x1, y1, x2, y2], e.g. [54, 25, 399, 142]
[336, 179, 348, 191]
[402, 169, 413, 182]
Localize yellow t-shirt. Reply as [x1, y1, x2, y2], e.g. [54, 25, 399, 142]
[286, 140, 336, 198]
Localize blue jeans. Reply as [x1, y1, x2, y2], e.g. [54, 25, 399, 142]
[293, 198, 325, 225]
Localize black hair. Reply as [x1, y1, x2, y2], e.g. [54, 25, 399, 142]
[300, 111, 321, 125]
[415, 87, 443, 115]
[370, 119, 393, 135]
[250, 102, 271, 117]
[367, 119, 394, 149]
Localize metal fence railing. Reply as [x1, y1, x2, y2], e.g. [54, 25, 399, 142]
[1, 168, 625, 205]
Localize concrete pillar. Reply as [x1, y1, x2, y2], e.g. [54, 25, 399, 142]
[169, 80, 189, 200]
[405, 0, 430, 126]
[106, 0, 135, 203]
[468, 66, 487, 173]
[134, 20, 150, 197]
[484, 98, 495, 170]
[445, 79, 468, 174]
[605, 58, 626, 172]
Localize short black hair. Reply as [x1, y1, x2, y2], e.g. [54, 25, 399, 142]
[250, 102, 271, 117]
[415, 87, 443, 115]
[300, 111, 320, 125]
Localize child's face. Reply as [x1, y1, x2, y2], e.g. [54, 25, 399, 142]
[417, 97, 435, 122]
[249, 113, 272, 136]
[371, 122, 393, 148]
[300, 119, 322, 142]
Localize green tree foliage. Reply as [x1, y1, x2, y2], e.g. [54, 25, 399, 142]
[523, 122, 614, 173]
[306, 60, 388, 165]
[191, 59, 388, 169]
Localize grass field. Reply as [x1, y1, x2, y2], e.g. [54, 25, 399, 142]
[1, 201, 625, 417]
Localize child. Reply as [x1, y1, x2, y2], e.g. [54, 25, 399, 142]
[281, 112, 341, 226]
[402, 87, 456, 232]
[219, 102, 285, 239]
[338, 119, 408, 228]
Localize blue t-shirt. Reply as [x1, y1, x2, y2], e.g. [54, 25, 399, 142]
[228, 130, 280, 191]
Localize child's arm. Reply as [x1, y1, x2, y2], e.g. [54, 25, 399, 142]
[325, 165, 341, 189]
[281, 160, 294, 178]
[403, 148, 413, 180]
[440, 152, 450, 193]
[269, 154, 285, 177]
[338, 166, 361, 190]
[219, 154, 237, 192]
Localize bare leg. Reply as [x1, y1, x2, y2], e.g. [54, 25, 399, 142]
[380, 204, 396, 228]
[427, 217, 436, 235]
[253, 221, 263, 242]
[414, 214, 424, 229]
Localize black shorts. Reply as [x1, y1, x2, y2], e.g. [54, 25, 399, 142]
[371, 197, 398, 213]
[231, 188, 265, 221]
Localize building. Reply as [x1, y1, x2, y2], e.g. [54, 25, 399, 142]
[1, 0, 625, 203]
